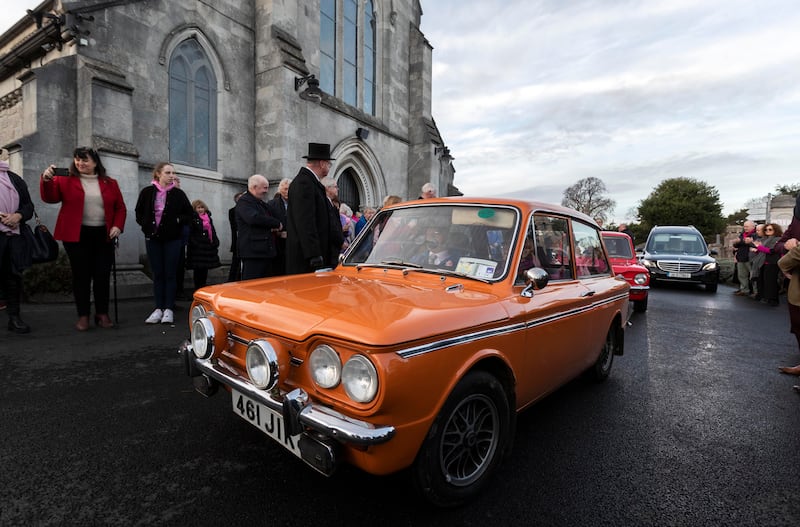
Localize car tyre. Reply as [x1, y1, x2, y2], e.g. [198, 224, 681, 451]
[413, 370, 511, 507]
[590, 326, 616, 382]
[633, 296, 648, 312]
[706, 282, 718, 293]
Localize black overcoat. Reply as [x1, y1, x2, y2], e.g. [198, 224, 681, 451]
[267, 194, 288, 274]
[286, 167, 341, 274]
[235, 191, 281, 259]
[186, 211, 221, 270]
[134, 184, 193, 241]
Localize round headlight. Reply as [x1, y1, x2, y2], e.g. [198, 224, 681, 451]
[191, 318, 215, 359]
[190, 304, 206, 325]
[342, 355, 378, 403]
[309, 344, 341, 389]
[246, 340, 279, 390]
[633, 273, 648, 285]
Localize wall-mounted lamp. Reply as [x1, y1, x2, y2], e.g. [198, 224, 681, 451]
[356, 127, 369, 141]
[295, 74, 323, 103]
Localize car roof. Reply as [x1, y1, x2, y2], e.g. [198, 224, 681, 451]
[385, 196, 598, 225]
[649, 225, 701, 234]
[601, 231, 630, 238]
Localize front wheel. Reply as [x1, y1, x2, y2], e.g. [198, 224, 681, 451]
[633, 296, 648, 312]
[706, 282, 718, 293]
[413, 371, 512, 507]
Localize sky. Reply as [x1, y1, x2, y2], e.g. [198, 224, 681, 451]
[3, 1, 799, 222]
[419, 0, 800, 222]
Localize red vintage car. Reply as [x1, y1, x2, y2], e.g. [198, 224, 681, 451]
[601, 230, 649, 312]
[179, 198, 630, 506]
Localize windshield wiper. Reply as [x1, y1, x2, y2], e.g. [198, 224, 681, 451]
[354, 259, 423, 270]
[379, 258, 423, 268]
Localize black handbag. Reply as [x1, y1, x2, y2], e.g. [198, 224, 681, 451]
[23, 212, 59, 264]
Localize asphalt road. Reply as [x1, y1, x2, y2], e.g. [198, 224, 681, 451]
[1, 285, 799, 526]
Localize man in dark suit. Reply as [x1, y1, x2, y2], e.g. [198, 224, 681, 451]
[235, 175, 282, 280]
[227, 190, 245, 281]
[267, 178, 290, 276]
[286, 143, 341, 274]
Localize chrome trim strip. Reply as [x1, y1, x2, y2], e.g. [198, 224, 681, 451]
[230, 333, 249, 346]
[180, 342, 395, 446]
[396, 292, 629, 359]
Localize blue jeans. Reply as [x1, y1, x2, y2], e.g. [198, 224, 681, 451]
[146, 238, 182, 310]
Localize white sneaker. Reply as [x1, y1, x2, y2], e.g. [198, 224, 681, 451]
[145, 309, 163, 324]
[160, 309, 174, 324]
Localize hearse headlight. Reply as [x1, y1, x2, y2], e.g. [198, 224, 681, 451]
[310, 344, 341, 389]
[246, 340, 279, 390]
[702, 261, 718, 271]
[190, 304, 207, 325]
[191, 318, 215, 359]
[342, 355, 378, 403]
[633, 273, 648, 285]
[641, 258, 655, 268]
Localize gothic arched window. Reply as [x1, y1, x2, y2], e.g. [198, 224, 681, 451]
[319, 0, 378, 115]
[364, 1, 376, 115]
[169, 38, 218, 169]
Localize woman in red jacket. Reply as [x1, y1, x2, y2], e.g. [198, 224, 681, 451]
[41, 147, 126, 330]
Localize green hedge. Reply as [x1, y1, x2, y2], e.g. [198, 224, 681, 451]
[23, 251, 72, 297]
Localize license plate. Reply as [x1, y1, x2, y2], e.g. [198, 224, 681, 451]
[667, 272, 691, 279]
[232, 390, 302, 458]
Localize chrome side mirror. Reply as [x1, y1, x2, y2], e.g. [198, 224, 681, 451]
[521, 267, 549, 298]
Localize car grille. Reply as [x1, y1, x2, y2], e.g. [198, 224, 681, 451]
[657, 261, 702, 273]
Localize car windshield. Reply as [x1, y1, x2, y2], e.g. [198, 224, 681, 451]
[343, 204, 519, 281]
[603, 236, 634, 258]
[646, 233, 707, 256]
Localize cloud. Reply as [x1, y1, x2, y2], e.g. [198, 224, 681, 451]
[422, 0, 800, 221]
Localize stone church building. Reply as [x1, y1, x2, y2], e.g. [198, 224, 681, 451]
[0, 0, 456, 289]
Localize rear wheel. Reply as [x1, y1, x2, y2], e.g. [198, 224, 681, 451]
[413, 371, 511, 507]
[590, 327, 616, 382]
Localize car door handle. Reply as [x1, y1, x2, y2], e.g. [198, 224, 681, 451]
[581, 290, 595, 297]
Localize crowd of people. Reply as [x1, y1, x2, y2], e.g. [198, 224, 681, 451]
[729, 205, 800, 391]
[0, 142, 435, 333]
[5, 144, 800, 396]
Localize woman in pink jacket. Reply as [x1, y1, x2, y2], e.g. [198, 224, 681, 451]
[41, 147, 126, 330]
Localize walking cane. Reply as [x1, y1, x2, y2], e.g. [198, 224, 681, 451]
[113, 236, 119, 324]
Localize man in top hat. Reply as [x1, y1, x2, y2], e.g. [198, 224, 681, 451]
[286, 142, 343, 274]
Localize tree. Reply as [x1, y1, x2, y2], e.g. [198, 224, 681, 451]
[775, 183, 800, 195]
[725, 208, 749, 226]
[561, 177, 616, 224]
[637, 177, 726, 239]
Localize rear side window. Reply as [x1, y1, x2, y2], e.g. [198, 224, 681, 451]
[572, 221, 610, 278]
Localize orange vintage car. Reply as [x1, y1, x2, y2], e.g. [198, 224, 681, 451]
[178, 197, 630, 506]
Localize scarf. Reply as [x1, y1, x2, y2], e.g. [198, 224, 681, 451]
[0, 160, 21, 235]
[153, 180, 175, 227]
[199, 212, 212, 242]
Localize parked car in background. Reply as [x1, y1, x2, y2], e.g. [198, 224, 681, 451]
[602, 231, 650, 312]
[178, 197, 630, 506]
[640, 225, 720, 292]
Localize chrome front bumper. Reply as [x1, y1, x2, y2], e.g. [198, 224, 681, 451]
[178, 341, 395, 447]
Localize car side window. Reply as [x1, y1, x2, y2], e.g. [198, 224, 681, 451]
[572, 221, 611, 278]
[532, 214, 573, 280]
